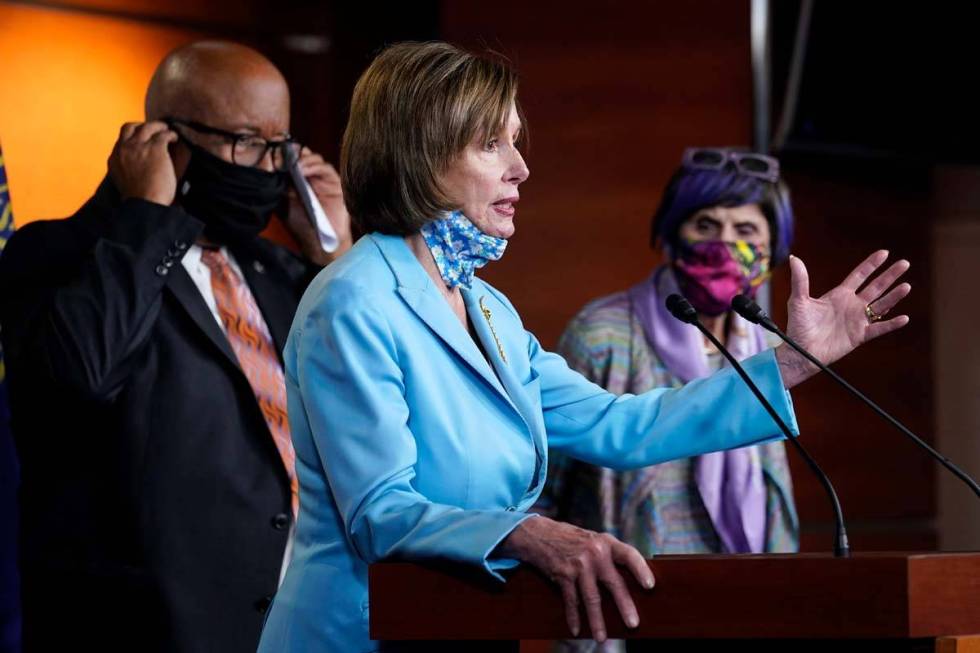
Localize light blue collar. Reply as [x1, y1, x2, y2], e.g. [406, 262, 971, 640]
[419, 211, 507, 289]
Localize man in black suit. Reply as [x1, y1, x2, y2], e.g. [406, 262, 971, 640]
[0, 41, 351, 652]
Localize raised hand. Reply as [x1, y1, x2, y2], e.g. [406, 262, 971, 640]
[282, 147, 352, 265]
[107, 121, 178, 206]
[776, 251, 911, 388]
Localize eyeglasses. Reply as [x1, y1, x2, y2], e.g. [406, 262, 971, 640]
[167, 118, 301, 171]
[681, 147, 780, 183]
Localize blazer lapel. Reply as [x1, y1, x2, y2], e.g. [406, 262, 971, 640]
[165, 265, 241, 371]
[463, 288, 547, 459]
[371, 234, 517, 411]
[397, 285, 516, 408]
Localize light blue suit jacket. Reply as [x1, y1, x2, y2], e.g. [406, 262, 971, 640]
[257, 233, 798, 653]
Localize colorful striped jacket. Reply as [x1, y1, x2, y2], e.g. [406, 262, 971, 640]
[539, 287, 799, 554]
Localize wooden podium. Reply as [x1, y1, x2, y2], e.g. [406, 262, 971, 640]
[370, 552, 980, 651]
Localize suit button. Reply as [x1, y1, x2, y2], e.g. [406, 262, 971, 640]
[255, 595, 273, 613]
[163, 258, 174, 268]
[167, 247, 180, 257]
[174, 240, 188, 251]
[154, 264, 169, 276]
[271, 513, 290, 530]
[506, 506, 517, 512]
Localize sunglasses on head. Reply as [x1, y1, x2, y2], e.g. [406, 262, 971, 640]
[681, 147, 780, 183]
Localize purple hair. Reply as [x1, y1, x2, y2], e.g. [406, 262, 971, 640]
[650, 158, 795, 265]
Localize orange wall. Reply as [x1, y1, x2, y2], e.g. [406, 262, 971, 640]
[0, 3, 200, 224]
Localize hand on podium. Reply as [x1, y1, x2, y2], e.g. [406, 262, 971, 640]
[496, 515, 654, 643]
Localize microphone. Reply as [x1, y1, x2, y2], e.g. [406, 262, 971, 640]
[732, 294, 980, 499]
[665, 293, 698, 324]
[665, 293, 851, 557]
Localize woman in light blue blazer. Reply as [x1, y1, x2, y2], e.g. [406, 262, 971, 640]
[257, 42, 911, 653]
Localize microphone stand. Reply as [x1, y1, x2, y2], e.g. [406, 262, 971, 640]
[666, 294, 850, 557]
[732, 294, 980, 500]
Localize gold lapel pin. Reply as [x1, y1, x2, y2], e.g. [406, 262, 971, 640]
[479, 297, 507, 364]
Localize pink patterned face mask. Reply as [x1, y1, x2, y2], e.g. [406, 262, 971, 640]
[672, 240, 771, 316]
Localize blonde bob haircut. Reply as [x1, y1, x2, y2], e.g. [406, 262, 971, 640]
[341, 41, 523, 235]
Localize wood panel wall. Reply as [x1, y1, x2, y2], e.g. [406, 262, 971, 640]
[441, 0, 937, 556]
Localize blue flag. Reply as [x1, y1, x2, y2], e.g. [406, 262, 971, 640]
[0, 142, 21, 653]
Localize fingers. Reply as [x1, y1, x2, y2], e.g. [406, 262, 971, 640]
[150, 129, 179, 147]
[140, 121, 172, 140]
[580, 537, 648, 641]
[117, 122, 175, 147]
[119, 122, 139, 141]
[297, 146, 340, 176]
[559, 579, 581, 638]
[300, 159, 337, 180]
[868, 282, 911, 316]
[126, 121, 172, 142]
[596, 560, 639, 631]
[789, 255, 810, 300]
[841, 250, 889, 292]
[858, 259, 910, 302]
[867, 314, 910, 340]
[297, 146, 322, 168]
[108, 120, 178, 205]
[300, 158, 340, 183]
[515, 521, 648, 642]
[577, 569, 607, 642]
[611, 540, 655, 590]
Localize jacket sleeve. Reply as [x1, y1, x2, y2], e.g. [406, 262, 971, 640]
[293, 278, 533, 580]
[0, 198, 202, 403]
[531, 331, 799, 471]
[534, 310, 616, 518]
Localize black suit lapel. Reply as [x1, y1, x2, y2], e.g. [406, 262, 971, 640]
[167, 252, 293, 485]
[165, 265, 241, 371]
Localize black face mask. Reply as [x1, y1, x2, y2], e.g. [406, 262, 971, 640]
[176, 139, 287, 246]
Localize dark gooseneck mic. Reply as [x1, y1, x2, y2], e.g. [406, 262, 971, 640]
[665, 293, 699, 324]
[665, 293, 851, 557]
[732, 294, 980, 499]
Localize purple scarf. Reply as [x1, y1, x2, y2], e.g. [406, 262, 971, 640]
[627, 266, 768, 554]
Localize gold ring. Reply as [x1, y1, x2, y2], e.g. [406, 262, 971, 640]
[865, 304, 884, 323]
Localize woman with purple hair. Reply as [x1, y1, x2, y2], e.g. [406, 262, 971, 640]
[539, 148, 799, 653]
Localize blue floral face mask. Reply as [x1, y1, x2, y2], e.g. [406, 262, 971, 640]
[419, 211, 508, 289]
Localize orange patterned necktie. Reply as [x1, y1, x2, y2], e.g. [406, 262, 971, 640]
[201, 248, 298, 517]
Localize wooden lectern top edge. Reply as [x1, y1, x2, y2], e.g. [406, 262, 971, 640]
[369, 552, 980, 641]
